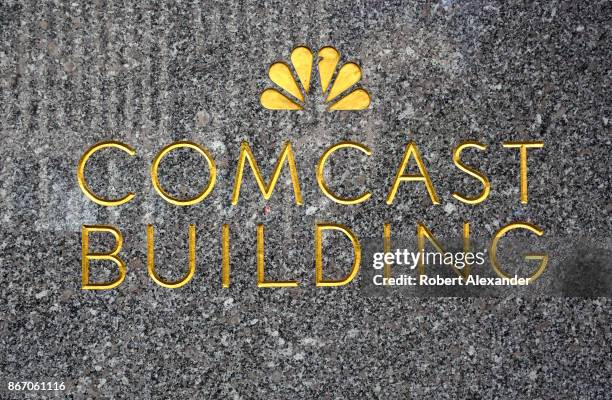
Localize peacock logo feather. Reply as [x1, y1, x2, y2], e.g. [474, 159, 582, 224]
[260, 46, 371, 111]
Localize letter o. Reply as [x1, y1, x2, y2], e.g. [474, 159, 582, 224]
[151, 141, 217, 206]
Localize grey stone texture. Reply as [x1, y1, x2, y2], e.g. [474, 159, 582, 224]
[0, 0, 610, 398]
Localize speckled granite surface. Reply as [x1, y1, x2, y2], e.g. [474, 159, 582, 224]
[1, 0, 611, 398]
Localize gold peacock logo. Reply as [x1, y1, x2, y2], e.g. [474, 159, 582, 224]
[260, 46, 371, 111]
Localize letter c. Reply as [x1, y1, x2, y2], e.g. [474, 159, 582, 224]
[77, 141, 135, 206]
[316, 141, 372, 205]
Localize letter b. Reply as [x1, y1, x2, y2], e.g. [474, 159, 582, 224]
[81, 225, 126, 290]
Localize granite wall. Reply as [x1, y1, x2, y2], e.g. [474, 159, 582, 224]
[0, 1, 610, 398]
